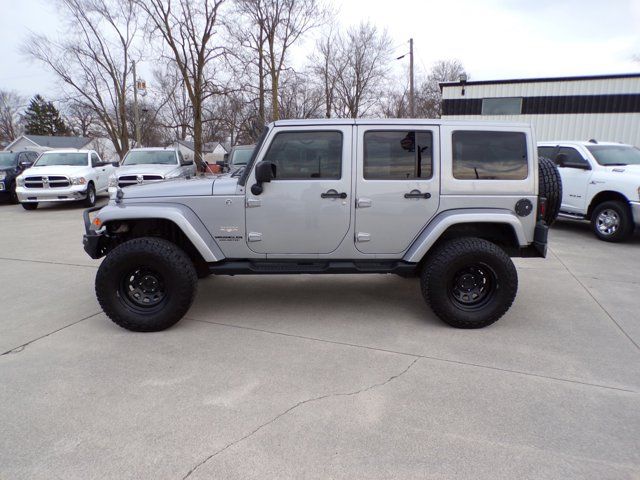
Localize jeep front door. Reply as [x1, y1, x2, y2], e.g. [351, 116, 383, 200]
[245, 127, 352, 255]
[355, 126, 440, 254]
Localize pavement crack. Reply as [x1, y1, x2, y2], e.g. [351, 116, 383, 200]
[181, 357, 419, 479]
[0, 256, 98, 269]
[1, 312, 102, 356]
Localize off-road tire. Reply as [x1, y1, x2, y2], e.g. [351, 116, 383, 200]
[84, 183, 96, 207]
[95, 237, 198, 332]
[21, 202, 38, 210]
[590, 200, 634, 242]
[9, 181, 19, 204]
[421, 237, 518, 329]
[538, 156, 562, 226]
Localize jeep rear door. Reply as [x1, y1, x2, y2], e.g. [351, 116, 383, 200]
[244, 125, 352, 255]
[354, 125, 440, 254]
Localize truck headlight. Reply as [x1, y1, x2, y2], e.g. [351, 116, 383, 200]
[108, 175, 118, 187]
[0, 172, 5, 180]
[17, 176, 25, 186]
[70, 177, 87, 185]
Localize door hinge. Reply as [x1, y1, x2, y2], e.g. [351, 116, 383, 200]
[356, 232, 371, 242]
[356, 197, 372, 208]
[247, 232, 262, 242]
[246, 198, 261, 208]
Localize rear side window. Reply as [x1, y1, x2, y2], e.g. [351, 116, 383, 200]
[262, 131, 342, 180]
[363, 130, 433, 179]
[452, 131, 528, 180]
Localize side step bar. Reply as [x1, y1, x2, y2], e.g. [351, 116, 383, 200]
[208, 260, 418, 276]
[558, 211, 585, 220]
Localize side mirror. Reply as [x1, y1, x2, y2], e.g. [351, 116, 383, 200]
[251, 161, 276, 195]
[223, 153, 229, 163]
[181, 158, 194, 166]
[19, 161, 33, 169]
[111, 161, 120, 167]
[556, 153, 590, 170]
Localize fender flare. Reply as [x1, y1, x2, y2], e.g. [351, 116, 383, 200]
[403, 209, 528, 263]
[95, 203, 224, 262]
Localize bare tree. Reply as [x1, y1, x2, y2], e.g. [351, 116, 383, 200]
[380, 85, 409, 118]
[0, 90, 24, 144]
[137, 0, 226, 170]
[278, 70, 323, 119]
[310, 28, 342, 118]
[24, 0, 139, 158]
[416, 59, 468, 118]
[332, 22, 393, 118]
[153, 64, 192, 141]
[65, 101, 100, 137]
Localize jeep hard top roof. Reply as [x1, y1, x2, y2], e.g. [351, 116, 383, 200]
[271, 118, 532, 128]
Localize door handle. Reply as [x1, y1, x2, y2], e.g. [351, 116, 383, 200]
[404, 189, 431, 199]
[321, 189, 347, 199]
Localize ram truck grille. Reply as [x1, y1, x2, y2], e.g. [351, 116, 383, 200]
[118, 174, 164, 187]
[24, 176, 71, 188]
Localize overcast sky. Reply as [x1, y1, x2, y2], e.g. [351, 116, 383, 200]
[1, 0, 640, 104]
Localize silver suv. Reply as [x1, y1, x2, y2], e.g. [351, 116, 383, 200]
[83, 119, 560, 332]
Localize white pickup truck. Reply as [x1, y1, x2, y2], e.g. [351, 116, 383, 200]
[15, 149, 115, 210]
[538, 141, 640, 242]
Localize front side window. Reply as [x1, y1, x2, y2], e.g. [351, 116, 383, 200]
[123, 150, 179, 166]
[556, 147, 589, 168]
[537, 146, 556, 159]
[231, 148, 254, 167]
[586, 145, 640, 166]
[262, 131, 342, 180]
[35, 152, 88, 167]
[91, 153, 101, 166]
[452, 131, 528, 180]
[363, 131, 433, 180]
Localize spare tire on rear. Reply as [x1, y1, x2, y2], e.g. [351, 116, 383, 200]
[538, 156, 562, 226]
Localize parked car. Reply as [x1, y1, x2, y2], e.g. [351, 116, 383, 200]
[0, 150, 39, 203]
[84, 119, 561, 332]
[225, 144, 255, 173]
[15, 149, 114, 210]
[538, 140, 640, 241]
[108, 147, 196, 192]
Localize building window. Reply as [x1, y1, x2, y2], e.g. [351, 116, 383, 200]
[452, 131, 528, 180]
[363, 131, 433, 179]
[481, 97, 523, 115]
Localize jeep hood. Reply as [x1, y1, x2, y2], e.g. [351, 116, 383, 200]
[118, 175, 234, 199]
[115, 164, 181, 177]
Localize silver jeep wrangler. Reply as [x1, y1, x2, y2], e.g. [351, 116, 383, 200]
[83, 119, 560, 332]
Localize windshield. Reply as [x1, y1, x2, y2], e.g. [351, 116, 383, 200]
[587, 145, 640, 166]
[231, 148, 254, 166]
[123, 150, 178, 165]
[35, 152, 88, 167]
[0, 152, 17, 168]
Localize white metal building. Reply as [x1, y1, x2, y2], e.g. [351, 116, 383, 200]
[440, 73, 640, 146]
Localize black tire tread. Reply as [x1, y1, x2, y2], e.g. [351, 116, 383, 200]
[96, 237, 197, 331]
[538, 156, 562, 226]
[421, 237, 518, 329]
[21, 202, 38, 210]
[590, 200, 634, 242]
[84, 183, 96, 207]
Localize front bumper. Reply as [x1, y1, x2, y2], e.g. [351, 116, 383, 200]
[82, 206, 104, 259]
[630, 201, 640, 226]
[16, 185, 89, 203]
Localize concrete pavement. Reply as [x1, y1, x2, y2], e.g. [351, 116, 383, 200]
[1, 201, 639, 479]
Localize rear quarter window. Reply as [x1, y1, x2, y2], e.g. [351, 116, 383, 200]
[452, 131, 528, 180]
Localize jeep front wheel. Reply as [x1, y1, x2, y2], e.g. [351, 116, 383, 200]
[421, 237, 518, 328]
[95, 237, 198, 332]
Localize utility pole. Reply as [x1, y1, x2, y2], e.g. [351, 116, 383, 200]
[132, 60, 141, 147]
[409, 38, 415, 118]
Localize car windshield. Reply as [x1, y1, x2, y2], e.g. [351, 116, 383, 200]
[587, 145, 640, 166]
[123, 150, 177, 165]
[231, 148, 254, 166]
[35, 152, 87, 167]
[0, 152, 17, 167]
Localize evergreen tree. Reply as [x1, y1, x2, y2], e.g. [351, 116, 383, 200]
[23, 95, 70, 136]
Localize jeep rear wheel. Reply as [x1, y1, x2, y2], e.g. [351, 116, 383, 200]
[95, 237, 198, 332]
[591, 200, 633, 242]
[421, 237, 518, 329]
[538, 156, 562, 226]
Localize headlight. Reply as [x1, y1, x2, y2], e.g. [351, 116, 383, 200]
[70, 177, 86, 185]
[0, 172, 6, 180]
[17, 176, 25, 186]
[108, 175, 118, 187]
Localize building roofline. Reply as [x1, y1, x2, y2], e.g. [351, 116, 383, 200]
[439, 72, 640, 90]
